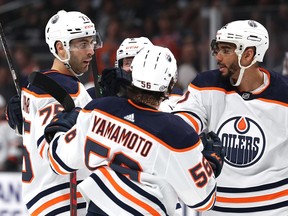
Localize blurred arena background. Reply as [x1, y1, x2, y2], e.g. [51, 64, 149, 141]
[0, 0, 287, 215]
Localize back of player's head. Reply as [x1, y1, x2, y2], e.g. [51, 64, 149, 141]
[215, 20, 269, 62]
[115, 37, 153, 68]
[45, 10, 102, 60]
[131, 45, 177, 94]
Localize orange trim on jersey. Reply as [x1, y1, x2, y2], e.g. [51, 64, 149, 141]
[31, 192, 82, 216]
[42, 70, 59, 74]
[197, 192, 216, 212]
[189, 69, 287, 107]
[39, 139, 47, 158]
[23, 81, 81, 98]
[23, 88, 55, 98]
[99, 167, 161, 216]
[177, 112, 199, 133]
[252, 68, 270, 95]
[48, 151, 69, 175]
[258, 98, 288, 107]
[169, 93, 182, 97]
[83, 108, 202, 152]
[128, 99, 160, 112]
[217, 189, 288, 203]
[189, 83, 235, 94]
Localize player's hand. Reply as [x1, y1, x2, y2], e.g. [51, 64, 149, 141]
[100, 67, 131, 96]
[44, 107, 81, 143]
[99, 68, 117, 96]
[6, 95, 23, 135]
[201, 131, 225, 178]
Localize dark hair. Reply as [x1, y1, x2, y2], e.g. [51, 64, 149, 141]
[127, 78, 176, 107]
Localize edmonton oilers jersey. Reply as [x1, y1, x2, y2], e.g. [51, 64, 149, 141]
[46, 96, 217, 215]
[174, 68, 288, 215]
[21, 70, 92, 215]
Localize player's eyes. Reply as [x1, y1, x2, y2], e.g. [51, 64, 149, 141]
[212, 47, 234, 56]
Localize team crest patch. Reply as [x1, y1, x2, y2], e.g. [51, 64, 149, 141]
[51, 15, 59, 24]
[217, 116, 266, 168]
[248, 20, 258, 28]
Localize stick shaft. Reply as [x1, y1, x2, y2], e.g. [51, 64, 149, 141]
[91, 51, 101, 98]
[0, 23, 21, 95]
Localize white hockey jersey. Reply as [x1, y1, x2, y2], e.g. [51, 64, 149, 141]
[174, 68, 288, 215]
[46, 96, 217, 215]
[21, 70, 92, 215]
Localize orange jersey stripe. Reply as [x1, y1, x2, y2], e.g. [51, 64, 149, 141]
[39, 139, 47, 158]
[48, 151, 70, 175]
[197, 191, 216, 211]
[217, 189, 288, 203]
[177, 112, 200, 133]
[22, 82, 82, 98]
[31, 192, 82, 216]
[99, 167, 161, 216]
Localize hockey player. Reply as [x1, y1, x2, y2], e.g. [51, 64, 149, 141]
[99, 36, 153, 97]
[7, 10, 102, 215]
[99, 37, 185, 112]
[43, 45, 224, 215]
[173, 20, 288, 215]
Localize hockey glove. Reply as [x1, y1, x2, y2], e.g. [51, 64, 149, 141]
[6, 95, 23, 135]
[201, 131, 225, 178]
[100, 67, 132, 97]
[44, 107, 81, 143]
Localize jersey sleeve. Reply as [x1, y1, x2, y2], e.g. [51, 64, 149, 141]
[150, 133, 216, 212]
[47, 110, 95, 174]
[173, 84, 208, 134]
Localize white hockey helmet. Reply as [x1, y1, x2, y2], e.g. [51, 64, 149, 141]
[45, 10, 102, 62]
[215, 20, 269, 62]
[115, 37, 153, 67]
[131, 45, 177, 93]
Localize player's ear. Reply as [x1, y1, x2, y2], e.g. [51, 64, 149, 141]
[244, 47, 255, 60]
[55, 41, 63, 52]
[55, 41, 67, 59]
[241, 47, 255, 66]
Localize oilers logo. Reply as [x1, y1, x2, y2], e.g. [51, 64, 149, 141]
[217, 116, 266, 168]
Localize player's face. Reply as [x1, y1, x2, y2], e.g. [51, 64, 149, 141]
[122, 57, 134, 73]
[69, 36, 95, 74]
[213, 43, 240, 80]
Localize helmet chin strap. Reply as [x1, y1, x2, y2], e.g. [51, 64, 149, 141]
[58, 49, 84, 77]
[230, 54, 257, 86]
[64, 62, 84, 77]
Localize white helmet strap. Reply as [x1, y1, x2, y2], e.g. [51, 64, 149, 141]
[230, 54, 257, 86]
[54, 46, 84, 77]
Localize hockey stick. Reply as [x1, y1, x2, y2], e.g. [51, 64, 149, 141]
[28, 72, 77, 216]
[28, 72, 75, 111]
[91, 52, 102, 98]
[0, 22, 21, 95]
[1, 22, 77, 214]
[91, 32, 103, 98]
